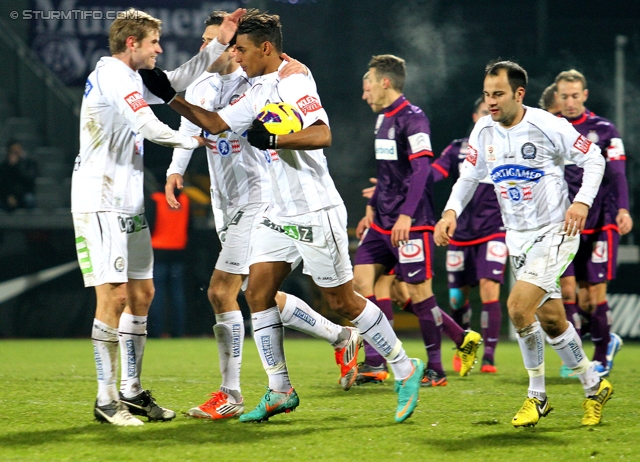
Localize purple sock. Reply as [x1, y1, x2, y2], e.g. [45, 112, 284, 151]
[590, 301, 611, 365]
[364, 295, 386, 367]
[481, 301, 502, 363]
[411, 296, 444, 375]
[439, 308, 464, 346]
[376, 297, 394, 321]
[578, 307, 591, 335]
[564, 302, 581, 336]
[452, 302, 471, 330]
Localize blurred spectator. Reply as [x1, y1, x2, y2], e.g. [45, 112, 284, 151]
[0, 140, 38, 211]
[147, 188, 190, 338]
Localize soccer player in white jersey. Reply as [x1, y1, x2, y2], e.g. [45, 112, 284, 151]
[140, 10, 425, 423]
[435, 60, 612, 427]
[71, 8, 244, 426]
[163, 11, 360, 421]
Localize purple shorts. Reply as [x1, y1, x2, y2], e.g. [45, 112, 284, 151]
[355, 225, 435, 284]
[567, 226, 619, 284]
[446, 238, 507, 288]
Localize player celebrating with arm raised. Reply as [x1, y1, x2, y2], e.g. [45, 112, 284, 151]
[141, 10, 425, 423]
[435, 60, 610, 427]
[72, 8, 243, 426]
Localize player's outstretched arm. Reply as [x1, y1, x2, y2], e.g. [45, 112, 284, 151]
[248, 120, 331, 151]
[434, 210, 457, 246]
[218, 8, 246, 44]
[170, 96, 229, 136]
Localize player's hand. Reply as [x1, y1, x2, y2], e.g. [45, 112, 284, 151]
[193, 136, 213, 149]
[138, 67, 176, 103]
[564, 201, 589, 236]
[434, 210, 457, 246]
[279, 53, 308, 78]
[391, 214, 412, 247]
[616, 208, 633, 235]
[362, 177, 377, 199]
[217, 8, 246, 45]
[165, 173, 184, 209]
[247, 119, 277, 150]
[355, 205, 375, 239]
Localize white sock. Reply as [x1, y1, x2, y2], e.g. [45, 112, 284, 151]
[516, 321, 546, 400]
[351, 299, 412, 380]
[92, 319, 119, 406]
[279, 293, 348, 347]
[251, 307, 291, 392]
[118, 313, 147, 398]
[547, 322, 600, 395]
[214, 310, 244, 399]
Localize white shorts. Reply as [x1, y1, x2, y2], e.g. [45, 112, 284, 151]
[72, 212, 153, 287]
[506, 222, 578, 301]
[249, 204, 354, 288]
[214, 203, 270, 274]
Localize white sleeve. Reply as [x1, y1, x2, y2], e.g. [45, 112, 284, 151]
[139, 119, 199, 150]
[218, 88, 257, 134]
[167, 82, 205, 177]
[556, 119, 605, 207]
[442, 123, 487, 217]
[142, 39, 227, 105]
[279, 74, 329, 128]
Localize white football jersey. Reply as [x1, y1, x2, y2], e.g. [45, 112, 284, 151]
[444, 106, 605, 231]
[168, 67, 272, 210]
[218, 61, 343, 219]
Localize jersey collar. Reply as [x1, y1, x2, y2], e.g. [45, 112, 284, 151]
[383, 95, 409, 118]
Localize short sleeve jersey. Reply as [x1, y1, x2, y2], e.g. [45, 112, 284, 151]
[562, 110, 627, 229]
[218, 61, 343, 219]
[373, 95, 436, 230]
[433, 138, 503, 242]
[72, 57, 159, 214]
[445, 107, 604, 231]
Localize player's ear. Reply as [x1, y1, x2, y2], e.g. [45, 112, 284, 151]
[583, 88, 589, 102]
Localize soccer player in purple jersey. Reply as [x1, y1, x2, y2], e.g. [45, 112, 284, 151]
[431, 97, 505, 374]
[539, 83, 560, 115]
[555, 70, 632, 378]
[353, 55, 482, 387]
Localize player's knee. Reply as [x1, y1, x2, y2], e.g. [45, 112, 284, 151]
[449, 287, 465, 310]
[208, 283, 234, 309]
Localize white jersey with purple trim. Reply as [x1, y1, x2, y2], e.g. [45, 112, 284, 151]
[444, 106, 605, 232]
[167, 67, 272, 211]
[218, 61, 343, 220]
[72, 40, 228, 215]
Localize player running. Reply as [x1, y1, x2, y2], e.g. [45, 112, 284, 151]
[163, 11, 361, 420]
[141, 10, 425, 423]
[436, 60, 611, 427]
[431, 97, 504, 374]
[555, 69, 631, 378]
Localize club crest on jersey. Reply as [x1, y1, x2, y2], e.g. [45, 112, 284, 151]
[490, 165, 544, 183]
[387, 127, 395, 139]
[486, 145, 497, 162]
[399, 239, 425, 263]
[124, 91, 148, 112]
[573, 134, 592, 154]
[500, 185, 532, 202]
[521, 142, 537, 159]
[466, 145, 478, 166]
[114, 256, 125, 272]
[84, 79, 93, 98]
[296, 95, 321, 115]
[587, 130, 599, 143]
[217, 139, 232, 157]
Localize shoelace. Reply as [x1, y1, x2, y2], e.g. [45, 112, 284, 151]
[203, 391, 227, 408]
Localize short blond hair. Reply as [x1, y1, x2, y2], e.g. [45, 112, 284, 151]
[109, 9, 162, 55]
[554, 69, 587, 90]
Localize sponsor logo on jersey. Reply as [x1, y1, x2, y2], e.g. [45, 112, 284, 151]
[375, 139, 397, 160]
[84, 78, 93, 98]
[466, 145, 478, 166]
[399, 239, 425, 264]
[229, 94, 241, 105]
[230, 94, 245, 105]
[486, 241, 507, 264]
[124, 91, 148, 112]
[490, 165, 544, 183]
[591, 240, 608, 263]
[446, 250, 464, 272]
[261, 217, 313, 243]
[114, 256, 125, 272]
[296, 95, 322, 115]
[573, 134, 592, 154]
[521, 142, 537, 159]
[408, 132, 432, 154]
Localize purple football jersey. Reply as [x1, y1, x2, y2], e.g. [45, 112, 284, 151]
[370, 95, 436, 230]
[563, 109, 628, 230]
[433, 138, 504, 242]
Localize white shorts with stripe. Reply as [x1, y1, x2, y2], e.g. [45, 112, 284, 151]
[249, 204, 353, 288]
[507, 222, 578, 303]
[72, 212, 153, 287]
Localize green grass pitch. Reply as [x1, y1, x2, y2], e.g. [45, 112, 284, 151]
[0, 336, 638, 461]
